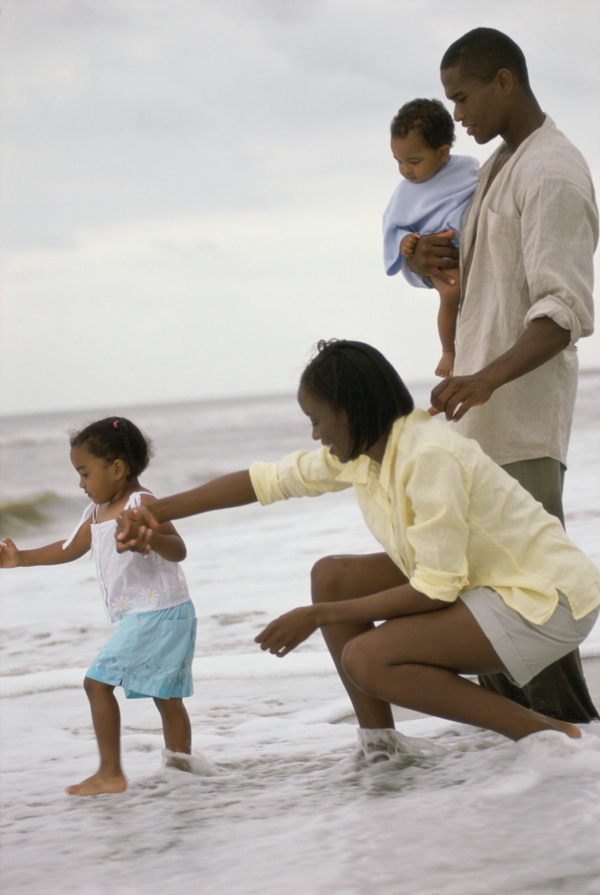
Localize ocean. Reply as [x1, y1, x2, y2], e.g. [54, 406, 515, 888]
[1, 373, 599, 895]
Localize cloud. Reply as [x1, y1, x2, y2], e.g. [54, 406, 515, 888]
[1, 0, 598, 414]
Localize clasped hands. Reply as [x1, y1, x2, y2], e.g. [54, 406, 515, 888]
[115, 507, 157, 554]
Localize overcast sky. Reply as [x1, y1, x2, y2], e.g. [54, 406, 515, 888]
[2, 0, 599, 416]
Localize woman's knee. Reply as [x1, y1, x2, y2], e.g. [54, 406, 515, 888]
[342, 635, 382, 693]
[310, 555, 349, 604]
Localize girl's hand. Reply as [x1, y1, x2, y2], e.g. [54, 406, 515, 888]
[255, 606, 319, 657]
[115, 507, 158, 554]
[0, 538, 20, 568]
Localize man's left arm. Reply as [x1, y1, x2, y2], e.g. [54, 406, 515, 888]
[430, 317, 570, 420]
[431, 172, 597, 421]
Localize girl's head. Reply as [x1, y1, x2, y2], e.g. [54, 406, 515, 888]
[390, 98, 454, 183]
[299, 340, 414, 462]
[69, 417, 153, 481]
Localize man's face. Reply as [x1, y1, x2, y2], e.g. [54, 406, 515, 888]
[441, 65, 504, 144]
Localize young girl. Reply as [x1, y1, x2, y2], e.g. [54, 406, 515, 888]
[0, 417, 196, 795]
[382, 98, 479, 377]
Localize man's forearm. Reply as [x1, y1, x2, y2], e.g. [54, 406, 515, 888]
[479, 317, 571, 392]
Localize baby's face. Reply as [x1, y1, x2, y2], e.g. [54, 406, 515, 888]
[391, 131, 449, 183]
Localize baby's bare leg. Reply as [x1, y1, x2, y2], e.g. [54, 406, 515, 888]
[66, 677, 127, 795]
[431, 271, 460, 377]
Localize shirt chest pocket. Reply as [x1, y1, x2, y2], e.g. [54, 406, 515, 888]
[477, 207, 526, 287]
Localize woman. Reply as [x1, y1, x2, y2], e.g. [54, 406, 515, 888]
[117, 340, 600, 744]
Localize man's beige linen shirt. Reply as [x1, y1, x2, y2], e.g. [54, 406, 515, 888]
[249, 411, 600, 624]
[454, 117, 598, 467]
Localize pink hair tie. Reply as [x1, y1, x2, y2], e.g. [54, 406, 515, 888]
[114, 420, 119, 428]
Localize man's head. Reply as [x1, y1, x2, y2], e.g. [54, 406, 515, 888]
[440, 28, 533, 145]
[441, 28, 530, 89]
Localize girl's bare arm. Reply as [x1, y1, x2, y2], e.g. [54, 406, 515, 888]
[0, 521, 91, 568]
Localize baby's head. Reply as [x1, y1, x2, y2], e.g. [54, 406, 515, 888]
[69, 417, 153, 482]
[390, 98, 455, 183]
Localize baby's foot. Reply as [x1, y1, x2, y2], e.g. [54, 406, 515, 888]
[66, 771, 127, 795]
[435, 352, 455, 378]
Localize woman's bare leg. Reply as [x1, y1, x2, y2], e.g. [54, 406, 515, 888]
[342, 600, 580, 741]
[311, 553, 408, 729]
[66, 677, 127, 795]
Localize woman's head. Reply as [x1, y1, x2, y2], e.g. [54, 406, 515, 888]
[69, 417, 153, 481]
[299, 340, 414, 460]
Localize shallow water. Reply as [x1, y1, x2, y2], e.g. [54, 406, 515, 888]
[1, 374, 599, 894]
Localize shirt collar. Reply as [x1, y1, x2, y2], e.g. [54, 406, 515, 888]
[334, 412, 421, 487]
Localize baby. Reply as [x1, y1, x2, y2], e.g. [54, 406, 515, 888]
[383, 98, 479, 376]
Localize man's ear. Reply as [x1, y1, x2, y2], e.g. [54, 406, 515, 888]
[495, 67, 515, 96]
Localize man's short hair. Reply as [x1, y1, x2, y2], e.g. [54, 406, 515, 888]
[441, 28, 530, 89]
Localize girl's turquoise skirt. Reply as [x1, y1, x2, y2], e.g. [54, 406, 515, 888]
[86, 601, 196, 699]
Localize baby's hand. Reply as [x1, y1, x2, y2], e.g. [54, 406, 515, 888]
[400, 232, 420, 258]
[0, 538, 20, 568]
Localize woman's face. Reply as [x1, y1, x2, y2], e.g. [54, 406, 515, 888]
[298, 386, 353, 463]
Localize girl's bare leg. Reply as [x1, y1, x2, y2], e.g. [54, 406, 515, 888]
[311, 553, 408, 729]
[342, 600, 581, 741]
[66, 677, 127, 795]
[154, 697, 192, 770]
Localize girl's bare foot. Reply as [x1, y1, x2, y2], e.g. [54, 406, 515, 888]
[66, 771, 127, 795]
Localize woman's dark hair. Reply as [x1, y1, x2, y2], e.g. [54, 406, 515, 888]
[390, 98, 455, 149]
[441, 28, 530, 89]
[300, 340, 414, 459]
[69, 417, 153, 480]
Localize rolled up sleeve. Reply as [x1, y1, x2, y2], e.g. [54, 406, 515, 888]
[522, 177, 597, 343]
[250, 449, 352, 505]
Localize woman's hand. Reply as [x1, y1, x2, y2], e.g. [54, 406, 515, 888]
[115, 507, 159, 554]
[255, 606, 319, 657]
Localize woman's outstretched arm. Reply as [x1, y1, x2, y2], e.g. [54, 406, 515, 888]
[116, 470, 257, 552]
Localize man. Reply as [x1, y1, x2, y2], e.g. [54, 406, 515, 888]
[410, 28, 598, 721]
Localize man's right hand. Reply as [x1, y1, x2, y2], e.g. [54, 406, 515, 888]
[407, 229, 458, 286]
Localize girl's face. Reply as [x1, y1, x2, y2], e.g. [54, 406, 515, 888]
[298, 386, 353, 463]
[70, 445, 124, 504]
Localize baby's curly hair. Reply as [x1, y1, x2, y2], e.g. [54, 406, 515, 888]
[390, 98, 455, 150]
